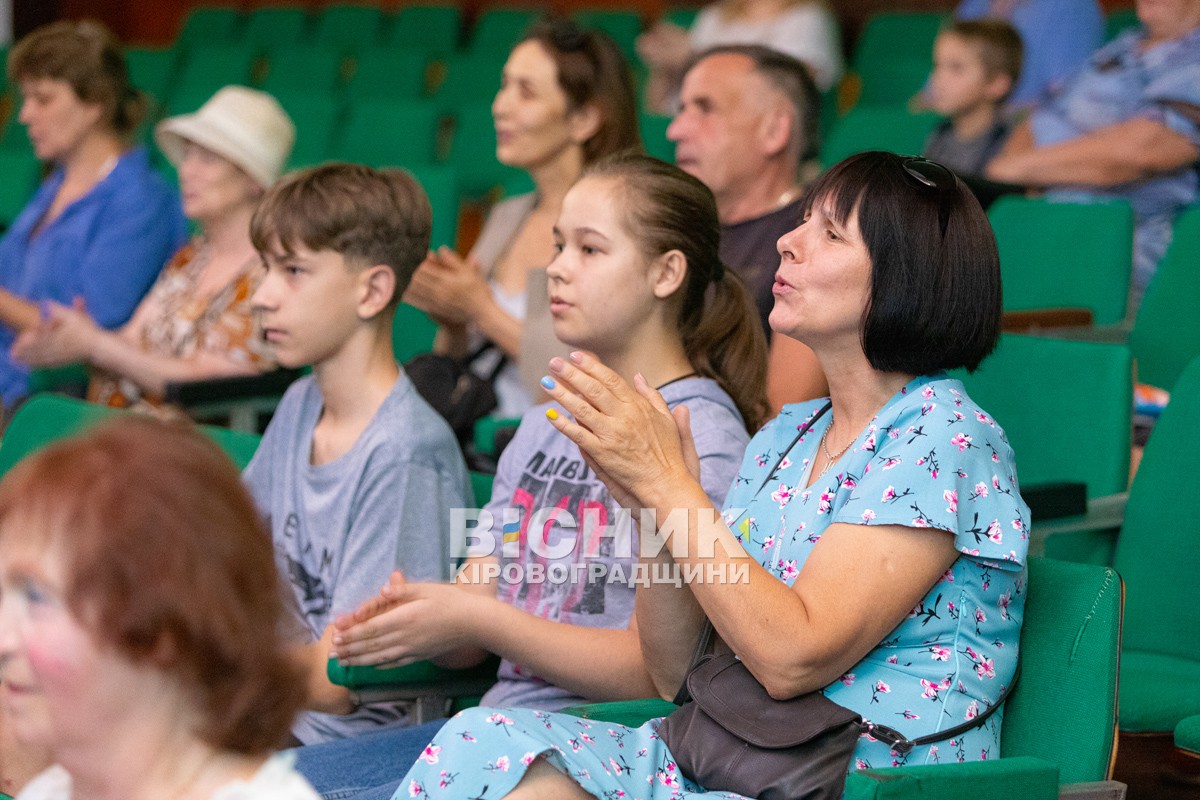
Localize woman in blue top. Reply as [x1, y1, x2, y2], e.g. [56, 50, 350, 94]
[0, 21, 187, 408]
[397, 151, 1029, 798]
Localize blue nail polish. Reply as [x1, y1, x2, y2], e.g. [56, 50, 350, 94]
[540, 376, 556, 390]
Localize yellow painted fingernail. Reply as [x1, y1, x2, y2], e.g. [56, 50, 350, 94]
[546, 408, 559, 421]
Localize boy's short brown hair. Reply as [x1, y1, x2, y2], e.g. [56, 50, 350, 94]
[945, 19, 1023, 99]
[250, 163, 432, 310]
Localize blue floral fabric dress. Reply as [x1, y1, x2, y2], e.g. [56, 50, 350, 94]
[397, 375, 1030, 799]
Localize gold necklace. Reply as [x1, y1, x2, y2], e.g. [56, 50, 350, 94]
[816, 423, 855, 479]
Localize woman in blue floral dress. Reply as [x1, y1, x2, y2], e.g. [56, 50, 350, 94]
[397, 151, 1030, 799]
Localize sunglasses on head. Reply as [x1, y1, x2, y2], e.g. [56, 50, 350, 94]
[901, 157, 956, 239]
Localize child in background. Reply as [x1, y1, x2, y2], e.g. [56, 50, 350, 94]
[244, 164, 471, 745]
[924, 19, 1023, 176]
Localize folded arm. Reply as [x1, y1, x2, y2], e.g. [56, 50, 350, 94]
[986, 116, 1200, 187]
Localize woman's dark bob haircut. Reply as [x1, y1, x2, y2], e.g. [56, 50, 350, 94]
[801, 151, 1001, 374]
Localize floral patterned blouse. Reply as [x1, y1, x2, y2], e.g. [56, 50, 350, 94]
[88, 239, 273, 409]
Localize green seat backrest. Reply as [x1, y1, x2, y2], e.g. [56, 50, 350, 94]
[956, 334, 1132, 565]
[640, 112, 673, 162]
[446, 103, 529, 199]
[177, 6, 243, 51]
[469, 470, 494, 508]
[988, 196, 1134, 325]
[125, 46, 179, 105]
[572, 9, 642, 62]
[821, 108, 939, 168]
[276, 92, 344, 170]
[314, 4, 385, 55]
[387, 4, 463, 54]
[392, 303, 439, 365]
[1000, 558, 1122, 782]
[0, 395, 261, 477]
[1106, 8, 1141, 41]
[433, 52, 506, 111]
[957, 334, 1132, 498]
[0, 149, 42, 228]
[662, 7, 699, 29]
[347, 48, 430, 102]
[851, 12, 944, 78]
[856, 59, 936, 108]
[1130, 208, 1200, 391]
[333, 99, 441, 168]
[240, 6, 311, 52]
[1113, 357, 1200, 659]
[260, 47, 343, 95]
[170, 44, 258, 102]
[467, 8, 538, 57]
[406, 163, 459, 249]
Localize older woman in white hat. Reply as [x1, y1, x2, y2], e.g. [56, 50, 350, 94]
[11, 85, 295, 410]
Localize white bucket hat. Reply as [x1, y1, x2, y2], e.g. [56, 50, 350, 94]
[155, 86, 296, 189]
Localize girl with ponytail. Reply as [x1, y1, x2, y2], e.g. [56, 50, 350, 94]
[290, 153, 761, 800]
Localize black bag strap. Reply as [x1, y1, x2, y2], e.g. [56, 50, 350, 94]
[464, 340, 508, 382]
[865, 659, 1021, 755]
[667, 399, 1021, 752]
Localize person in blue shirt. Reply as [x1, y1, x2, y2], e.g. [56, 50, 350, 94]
[0, 21, 187, 409]
[955, 0, 1104, 108]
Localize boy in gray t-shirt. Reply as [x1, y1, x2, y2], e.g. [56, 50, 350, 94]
[243, 164, 470, 744]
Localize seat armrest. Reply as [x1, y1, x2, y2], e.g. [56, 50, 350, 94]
[1030, 493, 1128, 556]
[843, 756, 1060, 800]
[163, 368, 302, 431]
[326, 657, 500, 705]
[560, 698, 677, 727]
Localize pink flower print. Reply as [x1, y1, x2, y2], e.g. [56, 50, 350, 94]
[975, 411, 992, 425]
[855, 759, 871, 771]
[761, 534, 776, 552]
[495, 756, 511, 772]
[779, 456, 793, 469]
[901, 709, 920, 720]
[882, 485, 898, 502]
[771, 483, 795, 508]
[838, 673, 856, 686]
[861, 509, 877, 522]
[952, 411, 965, 422]
[486, 712, 513, 725]
[609, 757, 625, 775]
[580, 733, 595, 744]
[992, 475, 1001, 490]
[992, 451, 1001, 463]
[975, 608, 987, 624]
[755, 453, 769, 467]
[882, 457, 902, 469]
[569, 738, 583, 752]
[457, 731, 476, 743]
[920, 679, 941, 699]
[944, 489, 958, 513]
[965, 700, 979, 720]
[871, 680, 891, 703]
[521, 752, 537, 766]
[438, 770, 452, 789]
[999, 589, 1012, 620]
[657, 771, 680, 788]
[1012, 517, 1024, 531]
[922, 385, 936, 399]
[407, 780, 425, 798]
[889, 428, 901, 439]
[921, 402, 937, 416]
[951, 432, 973, 451]
[420, 744, 441, 764]
[862, 433, 877, 452]
[930, 645, 951, 661]
[940, 568, 955, 583]
[842, 475, 857, 490]
[973, 482, 989, 499]
[781, 559, 799, 581]
[981, 749, 989, 761]
[818, 490, 834, 514]
[887, 655, 899, 664]
[987, 519, 1003, 543]
[912, 517, 931, 528]
[975, 657, 996, 679]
